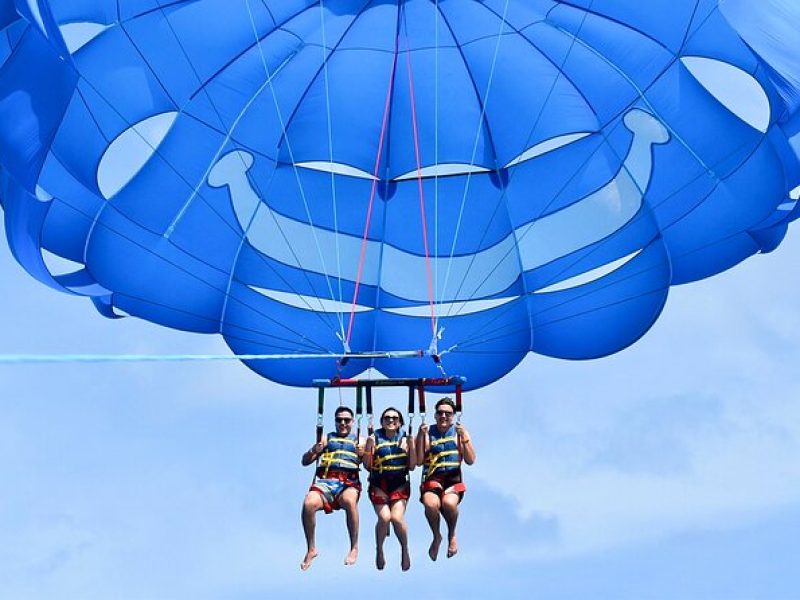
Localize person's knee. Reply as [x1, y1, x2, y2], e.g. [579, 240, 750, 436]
[339, 490, 358, 510]
[422, 493, 440, 511]
[303, 492, 323, 512]
[377, 510, 391, 525]
[390, 502, 406, 521]
[442, 494, 460, 513]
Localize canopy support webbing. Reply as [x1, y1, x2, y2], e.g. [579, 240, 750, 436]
[366, 385, 374, 436]
[316, 387, 325, 444]
[455, 382, 464, 423]
[356, 384, 364, 442]
[407, 385, 416, 436]
[414, 387, 425, 428]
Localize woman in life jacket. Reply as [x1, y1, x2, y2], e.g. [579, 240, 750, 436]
[416, 397, 476, 561]
[300, 406, 365, 571]
[363, 406, 416, 571]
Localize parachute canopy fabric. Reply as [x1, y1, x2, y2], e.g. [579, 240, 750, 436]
[1, 0, 800, 390]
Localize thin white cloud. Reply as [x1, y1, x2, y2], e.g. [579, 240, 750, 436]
[1, 211, 799, 594]
[467, 232, 800, 558]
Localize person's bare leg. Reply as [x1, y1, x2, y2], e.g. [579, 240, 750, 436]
[390, 500, 411, 571]
[301, 492, 323, 570]
[441, 492, 460, 558]
[422, 492, 443, 561]
[373, 502, 391, 570]
[339, 488, 360, 566]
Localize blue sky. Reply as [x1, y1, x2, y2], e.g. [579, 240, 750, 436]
[1, 213, 799, 598]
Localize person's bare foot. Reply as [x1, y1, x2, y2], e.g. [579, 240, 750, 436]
[428, 533, 442, 561]
[344, 547, 358, 566]
[401, 548, 411, 571]
[376, 546, 386, 570]
[300, 549, 318, 571]
[447, 536, 458, 558]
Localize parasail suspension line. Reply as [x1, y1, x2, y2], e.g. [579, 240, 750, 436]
[345, 33, 400, 346]
[318, 0, 347, 342]
[243, 0, 343, 335]
[440, 0, 511, 311]
[434, 0, 441, 339]
[336, 331, 352, 355]
[403, 20, 438, 340]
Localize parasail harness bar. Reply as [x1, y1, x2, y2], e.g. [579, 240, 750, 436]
[312, 376, 465, 389]
[313, 375, 465, 433]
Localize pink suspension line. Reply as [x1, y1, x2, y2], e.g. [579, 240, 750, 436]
[345, 35, 400, 346]
[404, 32, 438, 340]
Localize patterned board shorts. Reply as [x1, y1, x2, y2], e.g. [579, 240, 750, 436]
[310, 473, 362, 513]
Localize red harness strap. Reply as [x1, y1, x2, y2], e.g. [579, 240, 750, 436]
[421, 472, 466, 498]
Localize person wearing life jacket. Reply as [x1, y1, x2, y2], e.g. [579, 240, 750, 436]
[300, 406, 365, 571]
[416, 397, 476, 561]
[363, 407, 416, 571]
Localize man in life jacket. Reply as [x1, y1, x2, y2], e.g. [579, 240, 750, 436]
[416, 397, 476, 560]
[300, 406, 365, 571]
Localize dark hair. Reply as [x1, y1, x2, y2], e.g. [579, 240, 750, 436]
[435, 397, 456, 412]
[334, 406, 354, 418]
[380, 406, 404, 427]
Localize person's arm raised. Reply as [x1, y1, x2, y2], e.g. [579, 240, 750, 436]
[301, 436, 326, 466]
[415, 423, 429, 465]
[363, 435, 375, 470]
[405, 432, 417, 471]
[456, 424, 476, 465]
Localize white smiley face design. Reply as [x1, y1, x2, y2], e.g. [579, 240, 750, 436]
[208, 109, 668, 321]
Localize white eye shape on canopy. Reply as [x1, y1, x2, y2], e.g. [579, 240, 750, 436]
[59, 21, 112, 53]
[681, 56, 771, 133]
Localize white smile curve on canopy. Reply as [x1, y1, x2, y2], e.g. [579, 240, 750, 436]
[249, 286, 372, 313]
[247, 287, 520, 317]
[210, 109, 668, 310]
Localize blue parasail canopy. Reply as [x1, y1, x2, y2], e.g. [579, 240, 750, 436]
[1, 0, 799, 390]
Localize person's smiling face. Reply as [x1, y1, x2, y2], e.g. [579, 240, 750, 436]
[381, 411, 401, 434]
[334, 412, 353, 436]
[435, 405, 455, 431]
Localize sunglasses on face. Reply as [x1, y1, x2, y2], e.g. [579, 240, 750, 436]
[435, 410, 454, 417]
[382, 415, 400, 422]
[335, 417, 353, 424]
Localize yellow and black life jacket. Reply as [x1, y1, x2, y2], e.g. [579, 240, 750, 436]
[317, 430, 359, 478]
[422, 424, 461, 480]
[371, 427, 409, 477]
